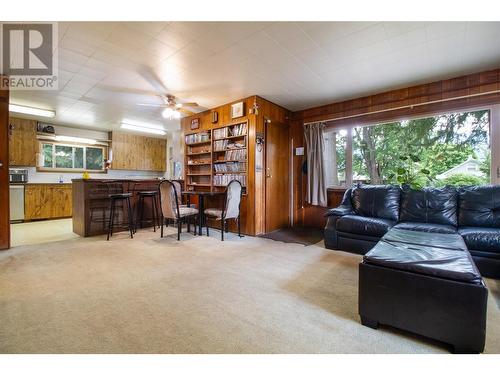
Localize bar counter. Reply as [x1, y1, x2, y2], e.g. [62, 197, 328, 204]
[72, 178, 166, 237]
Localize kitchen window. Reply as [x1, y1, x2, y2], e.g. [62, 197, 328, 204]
[40, 142, 105, 171]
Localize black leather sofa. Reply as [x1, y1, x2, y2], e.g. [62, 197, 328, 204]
[324, 184, 500, 279]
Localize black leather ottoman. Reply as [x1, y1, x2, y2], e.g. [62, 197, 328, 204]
[359, 229, 488, 353]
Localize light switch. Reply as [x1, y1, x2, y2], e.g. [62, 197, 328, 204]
[295, 147, 304, 156]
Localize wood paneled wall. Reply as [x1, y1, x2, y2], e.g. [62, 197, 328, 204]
[291, 69, 500, 229]
[0, 81, 9, 249]
[294, 69, 500, 128]
[181, 95, 291, 235]
[111, 132, 166, 172]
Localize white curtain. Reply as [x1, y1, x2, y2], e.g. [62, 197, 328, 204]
[304, 122, 327, 207]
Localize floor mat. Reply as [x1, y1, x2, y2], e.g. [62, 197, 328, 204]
[259, 227, 324, 246]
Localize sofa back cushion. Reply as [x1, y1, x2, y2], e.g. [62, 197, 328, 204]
[459, 185, 500, 228]
[400, 186, 458, 226]
[352, 185, 400, 221]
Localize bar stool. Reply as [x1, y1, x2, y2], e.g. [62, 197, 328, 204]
[107, 182, 135, 241]
[135, 190, 160, 232]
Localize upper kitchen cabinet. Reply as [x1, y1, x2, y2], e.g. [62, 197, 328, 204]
[9, 117, 37, 166]
[110, 132, 166, 172]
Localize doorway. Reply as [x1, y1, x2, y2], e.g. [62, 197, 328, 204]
[265, 121, 290, 233]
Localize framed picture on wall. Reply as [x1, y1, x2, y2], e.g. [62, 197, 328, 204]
[190, 118, 200, 130]
[231, 102, 245, 119]
[211, 111, 218, 124]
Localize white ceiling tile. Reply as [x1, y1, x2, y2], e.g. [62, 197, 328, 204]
[387, 27, 427, 50]
[10, 21, 500, 131]
[383, 22, 429, 38]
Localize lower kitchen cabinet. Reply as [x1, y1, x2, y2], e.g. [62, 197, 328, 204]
[25, 184, 73, 220]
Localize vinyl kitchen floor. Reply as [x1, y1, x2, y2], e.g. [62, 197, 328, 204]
[10, 218, 79, 247]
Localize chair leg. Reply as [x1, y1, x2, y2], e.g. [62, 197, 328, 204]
[177, 218, 181, 241]
[221, 219, 224, 241]
[107, 200, 115, 241]
[127, 198, 134, 239]
[238, 216, 242, 237]
[206, 219, 209, 236]
[187, 216, 191, 233]
[161, 217, 164, 238]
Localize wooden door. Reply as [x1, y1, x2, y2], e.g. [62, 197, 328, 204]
[265, 121, 290, 233]
[0, 83, 9, 249]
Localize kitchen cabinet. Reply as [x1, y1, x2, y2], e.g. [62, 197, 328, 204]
[110, 132, 166, 172]
[9, 117, 37, 167]
[25, 184, 72, 220]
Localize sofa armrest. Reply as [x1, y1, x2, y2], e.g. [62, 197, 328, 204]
[325, 188, 354, 217]
[325, 206, 354, 217]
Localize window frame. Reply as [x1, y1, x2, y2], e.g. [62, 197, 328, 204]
[38, 141, 107, 172]
[324, 105, 497, 188]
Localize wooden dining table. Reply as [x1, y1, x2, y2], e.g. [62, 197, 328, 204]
[182, 190, 225, 235]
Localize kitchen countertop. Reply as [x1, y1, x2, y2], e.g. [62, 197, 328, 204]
[72, 178, 166, 183]
[21, 182, 71, 185]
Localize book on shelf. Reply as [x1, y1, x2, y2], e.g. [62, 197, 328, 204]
[214, 161, 246, 173]
[213, 123, 247, 140]
[186, 132, 210, 144]
[229, 123, 247, 137]
[225, 149, 246, 161]
[213, 174, 246, 187]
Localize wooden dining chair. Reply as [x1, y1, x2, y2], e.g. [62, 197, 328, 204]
[158, 180, 199, 240]
[204, 180, 243, 241]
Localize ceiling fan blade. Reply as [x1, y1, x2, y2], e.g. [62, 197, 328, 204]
[97, 84, 162, 98]
[137, 65, 169, 96]
[178, 102, 199, 108]
[179, 107, 195, 116]
[137, 103, 167, 107]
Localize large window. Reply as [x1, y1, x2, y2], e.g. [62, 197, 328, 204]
[323, 109, 491, 188]
[41, 142, 105, 171]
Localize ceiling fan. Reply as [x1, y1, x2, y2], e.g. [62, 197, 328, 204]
[137, 94, 199, 120]
[97, 66, 200, 120]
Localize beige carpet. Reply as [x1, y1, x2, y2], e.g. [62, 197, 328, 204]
[0, 226, 499, 354]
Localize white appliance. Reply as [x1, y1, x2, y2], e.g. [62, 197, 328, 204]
[9, 185, 25, 222]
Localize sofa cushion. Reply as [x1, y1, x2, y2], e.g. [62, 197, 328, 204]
[400, 186, 458, 226]
[394, 221, 457, 234]
[352, 185, 400, 221]
[458, 227, 500, 254]
[336, 215, 395, 237]
[459, 185, 500, 228]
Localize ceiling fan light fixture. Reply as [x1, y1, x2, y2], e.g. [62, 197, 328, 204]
[162, 107, 174, 118]
[173, 110, 181, 119]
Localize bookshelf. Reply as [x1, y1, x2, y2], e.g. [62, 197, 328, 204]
[184, 121, 247, 193]
[184, 130, 212, 190]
